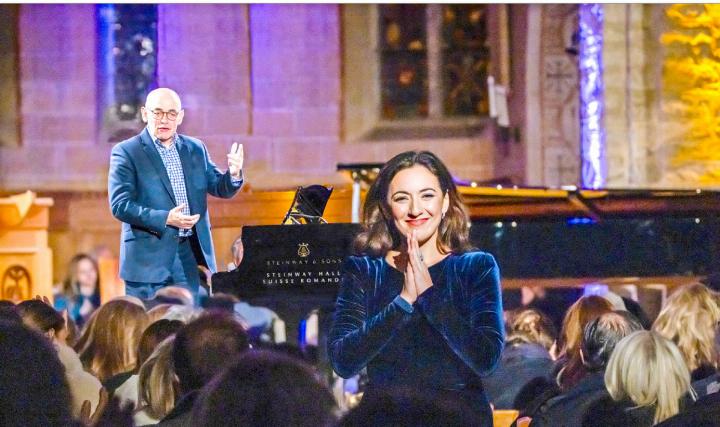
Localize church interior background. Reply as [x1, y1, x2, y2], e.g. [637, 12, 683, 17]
[0, 4, 718, 288]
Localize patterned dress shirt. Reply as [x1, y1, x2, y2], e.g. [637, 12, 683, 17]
[151, 131, 192, 237]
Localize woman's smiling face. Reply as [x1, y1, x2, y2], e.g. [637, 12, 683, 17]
[387, 165, 449, 247]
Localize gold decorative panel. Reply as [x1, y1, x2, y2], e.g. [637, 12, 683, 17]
[662, 4, 720, 184]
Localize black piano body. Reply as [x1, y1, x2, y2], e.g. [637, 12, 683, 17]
[211, 223, 362, 350]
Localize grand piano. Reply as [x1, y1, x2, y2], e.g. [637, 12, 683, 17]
[212, 185, 720, 355]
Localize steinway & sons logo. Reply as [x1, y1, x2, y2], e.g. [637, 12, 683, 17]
[297, 243, 310, 258]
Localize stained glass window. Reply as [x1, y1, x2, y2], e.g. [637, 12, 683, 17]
[442, 5, 490, 116]
[378, 4, 490, 121]
[97, 4, 158, 142]
[379, 5, 428, 120]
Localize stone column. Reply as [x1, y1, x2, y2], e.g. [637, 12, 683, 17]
[603, 4, 654, 187]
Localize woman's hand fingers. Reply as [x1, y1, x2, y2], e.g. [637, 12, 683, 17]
[410, 230, 433, 296]
[403, 259, 417, 301]
[412, 230, 423, 265]
[400, 233, 418, 304]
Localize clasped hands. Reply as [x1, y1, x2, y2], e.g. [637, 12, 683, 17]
[399, 229, 433, 305]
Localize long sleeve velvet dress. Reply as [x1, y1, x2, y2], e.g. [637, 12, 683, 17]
[328, 251, 505, 424]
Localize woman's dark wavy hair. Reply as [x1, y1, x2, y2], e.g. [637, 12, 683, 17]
[354, 151, 473, 256]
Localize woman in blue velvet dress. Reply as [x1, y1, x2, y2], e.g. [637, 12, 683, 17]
[328, 151, 505, 425]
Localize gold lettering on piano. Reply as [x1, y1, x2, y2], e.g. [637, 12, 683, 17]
[262, 256, 344, 286]
[265, 257, 343, 266]
[262, 269, 342, 286]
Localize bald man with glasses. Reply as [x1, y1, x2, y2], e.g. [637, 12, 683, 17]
[108, 88, 244, 304]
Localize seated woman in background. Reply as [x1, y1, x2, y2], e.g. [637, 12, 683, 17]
[515, 296, 614, 418]
[554, 295, 614, 392]
[75, 299, 149, 392]
[584, 330, 695, 426]
[531, 311, 644, 427]
[484, 308, 557, 409]
[652, 283, 720, 397]
[54, 253, 102, 328]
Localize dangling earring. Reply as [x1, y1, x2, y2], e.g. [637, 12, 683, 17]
[441, 211, 446, 220]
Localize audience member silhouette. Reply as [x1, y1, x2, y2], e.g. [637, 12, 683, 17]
[484, 308, 557, 409]
[338, 386, 481, 427]
[158, 311, 250, 426]
[531, 311, 643, 426]
[193, 350, 337, 427]
[0, 320, 76, 426]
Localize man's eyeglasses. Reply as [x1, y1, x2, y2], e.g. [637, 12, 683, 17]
[148, 109, 181, 121]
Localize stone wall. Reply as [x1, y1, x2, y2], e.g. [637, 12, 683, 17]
[0, 4, 508, 193]
[1, 5, 107, 191]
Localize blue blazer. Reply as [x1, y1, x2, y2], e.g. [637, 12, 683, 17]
[108, 129, 242, 283]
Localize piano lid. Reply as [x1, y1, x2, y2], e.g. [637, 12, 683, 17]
[457, 186, 720, 220]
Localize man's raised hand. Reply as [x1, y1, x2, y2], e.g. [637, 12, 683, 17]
[166, 203, 200, 230]
[227, 142, 244, 178]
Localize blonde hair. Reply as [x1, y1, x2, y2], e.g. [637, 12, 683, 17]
[137, 337, 177, 420]
[653, 283, 720, 373]
[507, 309, 557, 351]
[605, 330, 694, 424]
[76, 299, 149, 382]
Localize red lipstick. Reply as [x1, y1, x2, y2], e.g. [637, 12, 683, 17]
[405, 218, 429, 227]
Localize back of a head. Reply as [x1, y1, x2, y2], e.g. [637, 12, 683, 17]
[0, 300, 22, 324]
[652, 282, 720, 372]
[0, 320, 74, 426]
[202, 293, 239, 313]
[16, 299, 64, 335]
[193, 350, 336, 427]
[153, 286, 194, 307]
[559, 295, 614, 355]
[338, 386, 480, 427]
[76, 299, 149, 381]
[138, 336, 177, 421]
[159, 304, 201, 323]
[136, 319, 183, 368]
[556, 296, 615, 390]
[605, 330, 692, 424]
[508, 308, 557, 351]
[581, 311, 644, 371]
[173, 311, 250, 392]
